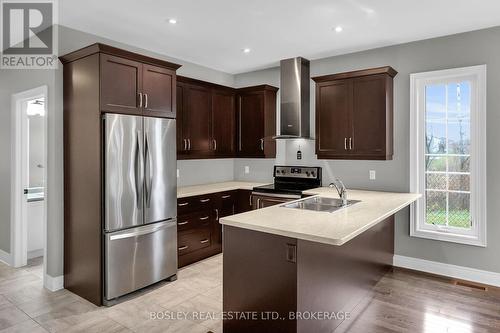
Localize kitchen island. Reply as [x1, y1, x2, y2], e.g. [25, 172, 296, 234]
[220, 188, 420, 333]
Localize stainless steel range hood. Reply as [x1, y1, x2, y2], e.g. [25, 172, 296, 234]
[274, 57, 310, 139]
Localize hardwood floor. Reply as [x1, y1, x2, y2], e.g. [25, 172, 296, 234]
[1, 256, 499, 332]
[339, 268, 500, 333]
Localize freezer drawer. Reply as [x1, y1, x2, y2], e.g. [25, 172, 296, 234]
[104, 220, 177, 300]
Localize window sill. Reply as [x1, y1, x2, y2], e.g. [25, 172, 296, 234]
[410, 227, 486, 247]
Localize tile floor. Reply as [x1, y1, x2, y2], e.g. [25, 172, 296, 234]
[0, 256, 222, 333]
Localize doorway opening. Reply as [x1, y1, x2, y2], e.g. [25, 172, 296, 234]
[11, 86, 48, 286]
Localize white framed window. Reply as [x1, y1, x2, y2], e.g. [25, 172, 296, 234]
[410, 65, 487, 247]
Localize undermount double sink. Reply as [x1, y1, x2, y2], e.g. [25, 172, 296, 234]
[281, 196, 361, 213]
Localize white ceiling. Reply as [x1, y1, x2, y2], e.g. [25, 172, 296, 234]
[60, 0, 500, 74]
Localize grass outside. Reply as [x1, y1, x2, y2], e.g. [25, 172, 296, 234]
[426, 210, 471, 228]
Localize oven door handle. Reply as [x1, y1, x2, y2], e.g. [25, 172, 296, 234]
[251, 192, 301, 199]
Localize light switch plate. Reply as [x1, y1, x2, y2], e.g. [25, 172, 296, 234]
[369, 170, 376, 180]
[177, 169, 180, 178]
[244, 166, 250, 174]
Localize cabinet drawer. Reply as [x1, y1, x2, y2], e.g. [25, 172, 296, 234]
[178, 228, 211, 255]
[177, 211, 212, 232]
[177, 194, 214, 215]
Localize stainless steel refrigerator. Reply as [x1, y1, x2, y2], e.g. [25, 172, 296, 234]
[103, 113, 177, 302]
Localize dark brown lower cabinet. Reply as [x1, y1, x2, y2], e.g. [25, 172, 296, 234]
[177, 190, 247, 267]
[223, 216, 395, 333]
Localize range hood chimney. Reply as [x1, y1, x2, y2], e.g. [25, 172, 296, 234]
[274, 57, 310, 139]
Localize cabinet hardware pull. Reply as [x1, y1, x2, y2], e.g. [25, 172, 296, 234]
[187, 138, 191, 150]
[286, 243, 297, 263]
[349, 137, 353, 150]
[249, 194, 253, 207]
[200, 239, 209, 244]
[138, 93, 143, 108]
[178, 221, 189, 225]
[183, 139, 187, 151]
[257, 198, 261, 209]
[199, 216, 209, 220]
[213, 139, 217, 151]
[238, 101, 242, 151]
[221, 195, 231, 199]
[344, 138, 347, 150]
[215, 208, 219, 221]
[200, 198, 210, 203]
[260, 138, 264, 151]
[144, 93, 148, 109]
[178, 245, 188, 250]
[178, 202, 189, 206]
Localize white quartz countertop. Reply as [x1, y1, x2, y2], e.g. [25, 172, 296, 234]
[220, 188, 421, 246]
[177, 181, 269, 198]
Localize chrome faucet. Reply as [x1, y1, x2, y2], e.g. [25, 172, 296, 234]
[329, 178, 348, 206]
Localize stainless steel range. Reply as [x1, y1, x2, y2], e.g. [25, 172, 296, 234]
[251, 166, 322, 209]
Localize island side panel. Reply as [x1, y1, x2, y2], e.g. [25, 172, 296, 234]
[297, 216, 395, 333]
[223, 225, 298, 333]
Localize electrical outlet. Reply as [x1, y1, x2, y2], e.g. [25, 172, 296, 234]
[177, 169, 180, 178]
[369, 170, 376, 180]
[244, 166, 250, 174]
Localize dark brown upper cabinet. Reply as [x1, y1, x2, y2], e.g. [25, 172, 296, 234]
[61, 43, 180, 119]
[236, 85, 278, 158]
[313, 66, 397, 160]
[142, 64, 176, 117]
[176, 77, 277, 160]
[177, 77, 236, 159]
[212, 89, 236, 157]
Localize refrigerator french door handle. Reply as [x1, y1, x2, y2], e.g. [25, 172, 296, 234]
[109, 219, 176, 241]
[134, 131, 142, 207]
[144, 131, 153, 208]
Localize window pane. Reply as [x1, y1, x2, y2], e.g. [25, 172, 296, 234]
[425, 121, 446, 154]
[426, 173, 446, 190]
[448, 174, 470, 192]
[426, 191, 447, 225]
[448, 192, 471, 228]
[426, 156, 446, 172]
[447, 120, 470, 154]
[424, 81, 472, 230]
[448, 155, 470, 173]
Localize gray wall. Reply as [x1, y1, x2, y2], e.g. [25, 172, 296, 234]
[234, 26, 500, 273]
[177, 159, 234, 187]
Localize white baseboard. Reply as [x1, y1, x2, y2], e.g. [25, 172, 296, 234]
[0, 249, 12, 266]
[393, 255, 500, 287]
[27, 249, 44, 260]
[44, 274, 64, 292]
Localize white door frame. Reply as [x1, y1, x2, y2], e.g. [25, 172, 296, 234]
[11, 86, 48, 281]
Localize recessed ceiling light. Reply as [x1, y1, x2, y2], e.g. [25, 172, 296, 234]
[334, 26, 343, 33]
[168, 18, 177, 24]
[242, 48, 251, 54]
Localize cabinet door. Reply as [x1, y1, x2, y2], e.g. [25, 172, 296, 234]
[237, 93, 265, 157]
[100, 54, 142, 115]
[176, 83, 187, 156]
[315, 80, 352, 158]
[351, 75, 389, 158]
[236, 190, 253, 213]
[185, 84, 212, 156]
[142, 64, 176, 118]
[212, 90, 236, 156]
[263, 91, 277, 158]
[214, 191, 236, 247]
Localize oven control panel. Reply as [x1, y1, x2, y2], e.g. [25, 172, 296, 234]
[274, 166, 322, 180]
